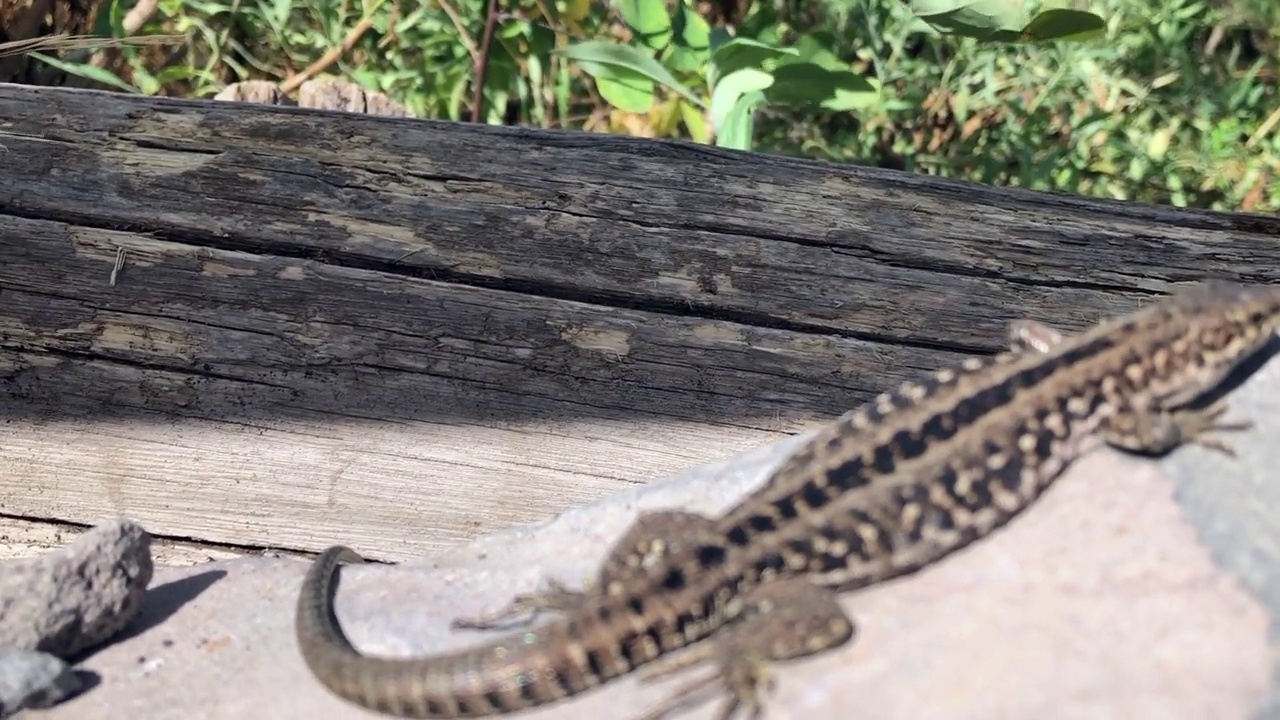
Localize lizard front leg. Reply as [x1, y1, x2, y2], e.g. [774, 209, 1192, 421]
[1007, 318, 1252, 457]
[631, 578, 856, 720]
[1101, 399, 1252, 457]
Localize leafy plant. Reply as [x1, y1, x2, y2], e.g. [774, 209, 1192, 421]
[557, 0, 1103, 150]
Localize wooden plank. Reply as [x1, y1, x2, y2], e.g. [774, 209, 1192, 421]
[2, 83, 1279, 561]
[0, 219, 958, 559]
[3, 84, 1278, 351]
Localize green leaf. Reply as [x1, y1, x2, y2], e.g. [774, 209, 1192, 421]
[668, 1, 711, 74]
[27, 53, 140, 94]
[575, 59, 656, 112]
[908, 0, 1029, 41]
[708, 27, 734, 56]
[738, 3, 781, 44]
[498, 20, 527, 39]
[487, 87, 510, 124]
[788, 33, 844, 69]
[763, 63, 879, 112]
[710, 68, 773, 135]
[908, 0, 1104, 43]
[154, 64, 203, 85]
[269, 0, 293, 32]
[559, 40, 704, 108]
[556, 61, 571, 122]
[614, 0, 672, 51]
[716, 90, 765, 151]
[527, 53, 547, 123]
[708, 37, 797, 88]
[449, 69, 469, 122]
[1022, 9, 1105, 42]
[100, 0, 124, 35]
[679, 101, 711, 144]
[132, 65, 161, 95]
[595, 73, 656, 113]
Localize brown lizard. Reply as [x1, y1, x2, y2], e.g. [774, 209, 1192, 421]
[295, 279, 1280, 719]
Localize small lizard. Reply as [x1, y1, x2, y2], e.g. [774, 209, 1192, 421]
[296, 280, 1280, 719]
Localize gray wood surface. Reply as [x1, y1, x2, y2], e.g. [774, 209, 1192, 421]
[2, 82, 1278, 561]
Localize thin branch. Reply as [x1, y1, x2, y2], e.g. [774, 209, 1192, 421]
[470, 0, 501, 124]
[435, 0, 480, 63]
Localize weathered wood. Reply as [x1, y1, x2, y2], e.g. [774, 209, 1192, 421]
[1, 83, 1278, 561]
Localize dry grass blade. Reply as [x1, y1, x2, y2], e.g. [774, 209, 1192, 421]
[0, 33, 184, 59]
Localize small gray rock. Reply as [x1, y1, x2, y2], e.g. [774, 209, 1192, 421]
[0, 649, 81, 718]
[0, 517, 153, 657]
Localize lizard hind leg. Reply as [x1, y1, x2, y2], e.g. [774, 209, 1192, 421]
[631, 578, 856, 720]
[452, 510, 722, 630]
[1101, 398, 1254, 459]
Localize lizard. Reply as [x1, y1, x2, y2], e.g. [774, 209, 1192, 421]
[295, 279, 1280, 720]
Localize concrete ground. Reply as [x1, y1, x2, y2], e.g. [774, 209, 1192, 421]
[25, 347, 1280, 720]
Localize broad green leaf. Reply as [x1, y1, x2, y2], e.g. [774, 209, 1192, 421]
[595, 73, 656, 113]
[823, 76, 882, 112]
[763, 63, 879, 111]
[652, 97, 684, 136]
[738, 3, 781, 45]
[708, 37, 797, 88]
[909, 0, 1030, 41]
[559, 40, 703, 107]
[577, 59, 656, 112]
[716, 90, 765, 151]
[908, 0, 1103, 43]
[789, 33, 844, 69]
[708, 27, 733, 55]
[710, 68, 773, 134]
[1021, 9, 1105, 42]
[269, 0, 293, 32]
[614, 0, 672, 51]
[679, 101, 711, 144]
[668, 1, 711, 74]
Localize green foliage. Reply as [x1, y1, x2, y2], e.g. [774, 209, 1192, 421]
[908, 0, 1104, 42]
[556, 0, 1101, 148]
[29, 0, 1280, 213]
[559, 16, 882, 149]
[753, 0, 1280, 212]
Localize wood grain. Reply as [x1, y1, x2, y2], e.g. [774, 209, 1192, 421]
[1, 83, 1278, 561]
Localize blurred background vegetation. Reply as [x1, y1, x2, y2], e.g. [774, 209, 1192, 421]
[22, 0, 1280, 213]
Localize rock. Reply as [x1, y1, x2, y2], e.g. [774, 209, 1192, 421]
[0, 649, 80, 718]
[0, 517, 153, 657]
